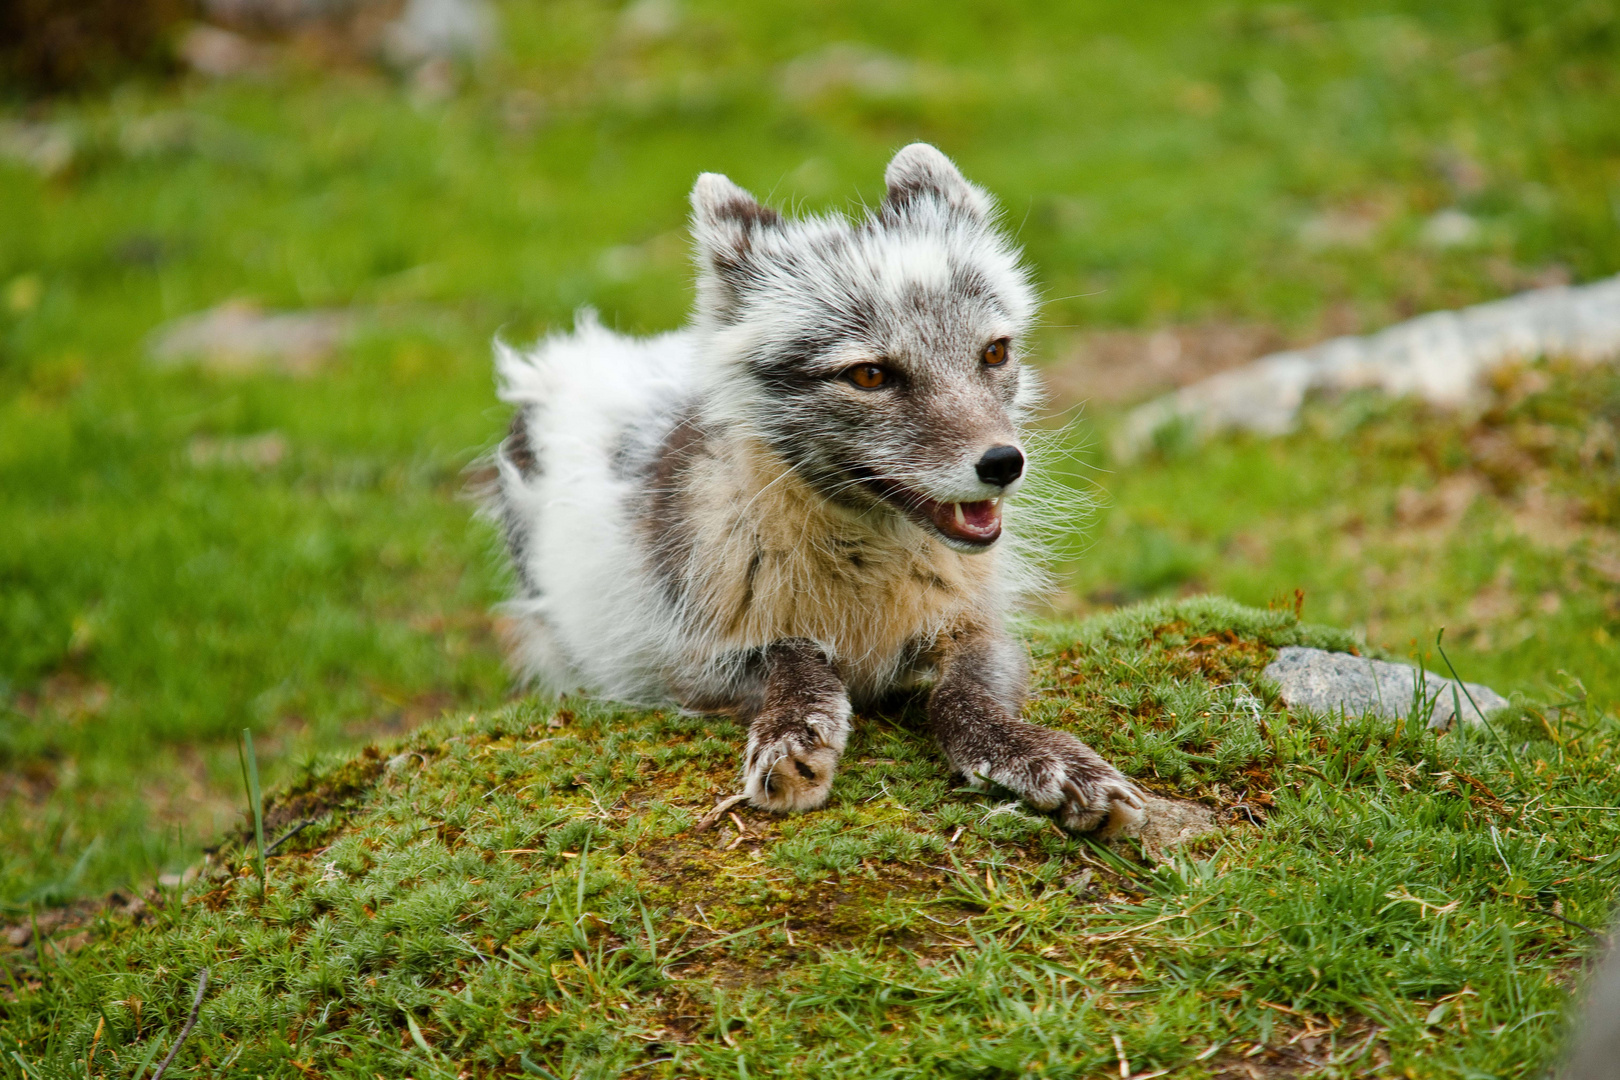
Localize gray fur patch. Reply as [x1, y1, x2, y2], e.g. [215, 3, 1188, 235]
[636, 407, 710, 596]
[497, 407, 541, 597]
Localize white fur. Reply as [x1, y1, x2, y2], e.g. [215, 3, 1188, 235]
[494, 314, 697, 701]
[492, 144, 1072, 708]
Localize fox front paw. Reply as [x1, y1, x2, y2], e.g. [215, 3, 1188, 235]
[1053, 767, 1146, 837]
[742, 701, 849, 814]
[966, 725, 1145, 835]
[743, 727, 839, 813]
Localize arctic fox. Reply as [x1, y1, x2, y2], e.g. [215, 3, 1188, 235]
[491, 144, 1144, 833]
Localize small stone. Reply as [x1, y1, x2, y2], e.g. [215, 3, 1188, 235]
[0, 120, 76, 178]
[148, 300, 354, 375]
[382, 0, 496, 67]
[1059, 868, 1094, 895]
[777, 43, 917, 102]
[30, 910, 66, 934]
[186, 432, 287, 470]
[386, 751, 424, 773]
[1263, 646, 1509, 730]
[617, 0, 681, 41]
[1105, 795, 1218, 857]
[1297, 207, 1382, 250]
[179, 25, 268, 79]
[1422, 208, 1481, 248]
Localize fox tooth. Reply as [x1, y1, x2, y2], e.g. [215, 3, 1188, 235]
[953, 503, 967, 529]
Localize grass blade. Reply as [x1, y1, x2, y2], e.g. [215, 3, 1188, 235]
[1436, 628, 1524, 781]
[238, 729, 267, 894]
[405, 1012, 433, 1055]
[575, 834, 590, 920]
[662, 918, 788, 964]
[128, 1032, 167, 1080]
[639, 899, 658, 965]
[519, 1051, 561, 1078]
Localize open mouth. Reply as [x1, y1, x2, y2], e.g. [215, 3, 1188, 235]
[920, 495, 1003, 545]
[861, 477, 1004, 546]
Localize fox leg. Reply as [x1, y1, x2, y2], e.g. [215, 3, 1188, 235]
[740, 639, 851, 813]
[928, 623, 1145, 834]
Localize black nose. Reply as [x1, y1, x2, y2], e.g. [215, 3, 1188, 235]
[974, 444, 1024, 487]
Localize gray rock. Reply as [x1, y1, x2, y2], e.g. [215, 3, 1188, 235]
[617, 0, 682, 42]
[1116, 273, 1620, 457]
[0, 120, 76, 178]
[179, 25, 270, 78]
[1263, 646, 1510, 730]
[186, 432, 288, 470]
[1058, 868, 1094, 895]
[148, 300, 354, 375]
[382, 0, 496, 66]
[777, 44, 919, 102]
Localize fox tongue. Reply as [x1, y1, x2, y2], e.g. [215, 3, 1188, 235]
[932, 499, 1002, 543]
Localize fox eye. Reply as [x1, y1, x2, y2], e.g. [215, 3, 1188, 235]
[844, 363, 892, 390]
[982, 339, 1010, 366]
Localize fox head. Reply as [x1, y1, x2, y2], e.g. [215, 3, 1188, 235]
[688, 143, 1039, 552]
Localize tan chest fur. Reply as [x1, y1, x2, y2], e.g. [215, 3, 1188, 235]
[676, 441, 996, 690]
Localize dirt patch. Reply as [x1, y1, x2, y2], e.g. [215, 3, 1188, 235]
[8, 673, 112, 722]
[0, 890, 152, 976]
[0, 759, 62, 806]
[1041, 322, 1289, 408]
[251, 743, 388, 843]
[344, 690, 461, 742]
[635, 833, 958, 956]
[629, 830, 969, 1044]
[1203, 1018, 1386, 1078]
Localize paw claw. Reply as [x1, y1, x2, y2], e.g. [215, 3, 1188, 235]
[977, 726, 1147, 836]
[1095, 790, 1148, 839]
[1111, 783, 1146, 810]
[744, 737, 838, 814]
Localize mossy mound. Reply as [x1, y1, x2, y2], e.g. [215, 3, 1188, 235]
[3, 598, 1616, 1079]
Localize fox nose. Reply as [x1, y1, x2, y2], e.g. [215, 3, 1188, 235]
[974, 444, 1024, 487]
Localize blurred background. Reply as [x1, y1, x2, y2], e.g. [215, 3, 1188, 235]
[1, 0, 1617, 908]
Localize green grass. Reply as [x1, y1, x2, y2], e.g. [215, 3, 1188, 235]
[1066, 358, 1620, 707]
[2, 599, 1615, 1079]
[1, 0, 1619, 1046]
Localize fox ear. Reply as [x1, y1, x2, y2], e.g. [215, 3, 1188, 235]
[689, 173, 781, 323]
[882, 143, 992, 222]
[690, 173, 780, 268]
